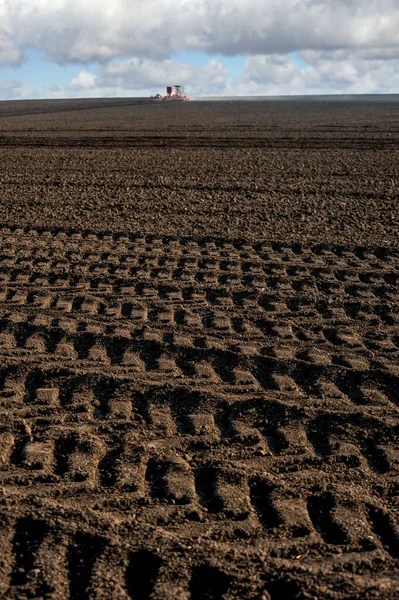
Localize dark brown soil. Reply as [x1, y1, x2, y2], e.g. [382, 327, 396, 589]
[0, 98, 398, 599]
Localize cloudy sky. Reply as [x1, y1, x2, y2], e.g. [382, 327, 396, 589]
[1, 0, 399, 100]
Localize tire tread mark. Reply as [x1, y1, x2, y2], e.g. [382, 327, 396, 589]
[125, 549, 162, 600]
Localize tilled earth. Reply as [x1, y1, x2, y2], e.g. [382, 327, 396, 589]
[0, 98, 398, 599]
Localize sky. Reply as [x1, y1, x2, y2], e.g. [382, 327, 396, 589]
[1, 0, 399, 100]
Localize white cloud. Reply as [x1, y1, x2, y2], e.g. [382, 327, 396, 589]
[1, 1, 399, 66]
[225, 52, 399, 96]
[70, 70, 97, 89]
[0, 79, 26, 99]
[0, 34, 25, 67]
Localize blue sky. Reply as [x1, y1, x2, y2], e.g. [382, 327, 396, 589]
[3, 49, 251, 88]
[1, 48, 97, 90]
[4, 49, 307, 82]
[1, 48, 309, 97]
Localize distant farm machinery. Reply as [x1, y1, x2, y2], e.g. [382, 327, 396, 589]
[149, 85, 190, 102]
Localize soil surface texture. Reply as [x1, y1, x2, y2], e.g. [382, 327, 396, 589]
[0, 98, 398, 600]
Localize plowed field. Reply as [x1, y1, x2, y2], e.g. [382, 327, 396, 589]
[0, 98, 398, 599]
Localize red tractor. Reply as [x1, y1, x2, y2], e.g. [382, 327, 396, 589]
[150, 85, 190, 102]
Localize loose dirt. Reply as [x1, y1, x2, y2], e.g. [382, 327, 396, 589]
[0, 98, 398, 599]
